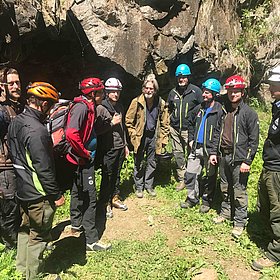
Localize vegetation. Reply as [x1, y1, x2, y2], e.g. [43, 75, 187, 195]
[1, 107, 280, 279]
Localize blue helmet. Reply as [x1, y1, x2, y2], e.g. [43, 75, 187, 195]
[202, 78, 221, 94]
[175, 64, 191, 77]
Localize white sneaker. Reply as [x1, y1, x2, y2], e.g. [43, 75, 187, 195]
[86, 241, 112, 251]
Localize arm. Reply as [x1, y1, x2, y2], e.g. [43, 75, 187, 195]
[188, 105, 199, 144]
[159, 100, 170, 147]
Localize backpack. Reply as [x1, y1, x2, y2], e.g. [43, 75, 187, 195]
[47, 99, 73, 156]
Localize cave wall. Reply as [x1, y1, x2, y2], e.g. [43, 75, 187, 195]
[0, 0, 279, 103]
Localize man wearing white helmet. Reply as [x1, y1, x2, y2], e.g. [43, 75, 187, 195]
[98, 77, 129, 218]
[252, 65, 280, 270]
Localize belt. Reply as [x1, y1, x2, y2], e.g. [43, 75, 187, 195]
[221, 148, 233, 155]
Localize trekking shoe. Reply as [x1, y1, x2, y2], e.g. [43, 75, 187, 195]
[213, 215, 226, 224]
[180, 201, 196, 209]
[231, 226, 244, 239]
[175, 181, 185, 192]
[252, 256, 278, 271]
[112, 195, 128, 211]
[86, 241, 112, 252]
[135, 190, 144, 198]
[199, 205, 210, 214]
[147, 188, 156, 197]
[106, 204, 113, 219]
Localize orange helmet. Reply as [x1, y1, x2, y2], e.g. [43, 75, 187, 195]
[27, 82, 59, 103]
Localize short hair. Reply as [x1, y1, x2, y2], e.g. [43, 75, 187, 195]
[142, 74, 159, 93]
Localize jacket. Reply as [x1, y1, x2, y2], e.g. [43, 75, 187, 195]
[262, 100, 280, 171]
[125, 94, 170, 154]
[7, 106, 61, 202]
[167, 83, 203, 131]
[188, 101, 225, 156]
[65, 96, 96, 165]
[0, 101, 23, 169]
[210, 100, 259, 165]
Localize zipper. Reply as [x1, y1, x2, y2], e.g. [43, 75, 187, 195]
[232, 114, 237, 162]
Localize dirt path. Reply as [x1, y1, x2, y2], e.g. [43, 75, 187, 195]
[101, 196, 260, 280]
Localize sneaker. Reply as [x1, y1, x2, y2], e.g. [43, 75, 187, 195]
[86, 241, 112, 252]
[147, 188, 156, 197]
[213, 215, 226, 224]
[180, 201, 196, 209]
[252, 256, 278, 271]
[106, 204, 113, 219]
[135, 190, 144, 198]
[199, 205, 210, 214]
[112, 195, 128, 211]
[175, 181, 185, 192]
[231, 226, 244, 239]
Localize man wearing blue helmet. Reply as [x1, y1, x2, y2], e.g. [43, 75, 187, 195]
[180, 79, 224, 212]
[167, 64, 203, 191]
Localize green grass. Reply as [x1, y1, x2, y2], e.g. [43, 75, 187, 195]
[3, 108, 280, 279]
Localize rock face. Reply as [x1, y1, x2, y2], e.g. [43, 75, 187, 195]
[0, 0, 279, 99]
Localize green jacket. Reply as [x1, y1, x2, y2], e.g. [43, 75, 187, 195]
[125, 94, 170, 154]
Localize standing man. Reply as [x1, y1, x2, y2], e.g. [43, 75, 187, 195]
[0, 67, 24, 250]
[209, 75, 259, 239]
[167, 64, 203, 191]
[126, 74, 169, 198]
[252, 66, 280, 270]
[98, 77, 129, 218]
[180, 79, 223, 213]
[8, 82, 65, 280]
[65, 77, 111, 251]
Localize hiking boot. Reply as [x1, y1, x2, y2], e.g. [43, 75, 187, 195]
[199, 205, 210, 214]
[106, 204, 113, 219]
[147, 188, 156, 197]
[180, 201, 196, 209]
[112, 195, 128, 211]
[135, 190, 144, 198]
[251, 256, 278, 271]
[213, 215, 226, 224]
[86, 241, 112, 252]
[231, 226, 244, 239]
[175, 181, 185, 192]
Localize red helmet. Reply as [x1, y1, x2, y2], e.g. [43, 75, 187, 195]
[224, 75, 246, 89]
[79, 77, 104, 95]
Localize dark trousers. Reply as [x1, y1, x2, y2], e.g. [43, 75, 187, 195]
[0, 169, 20, 248]
[16, 199, 56, 280]
[257, 168, 280, 262]
[219, 154, 249, 227]
[99, 148, 125, 204]
[133, 135, 156, 191]
[70, 162, 99, 244]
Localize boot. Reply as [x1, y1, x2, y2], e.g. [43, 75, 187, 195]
[175, 181, 185, 191]
[112, 195, 128, 211]
[106, 203, 113, 218]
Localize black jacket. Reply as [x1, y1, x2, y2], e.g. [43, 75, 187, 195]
[210, 100, 259, 165]
[188, 101, 225, 156]
[8, 106, 61, 202]
[167, 83, 203, 131]
[263, 100, 280, 171]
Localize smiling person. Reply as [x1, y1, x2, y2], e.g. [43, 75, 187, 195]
[252, 66, 280, 271]
[209, 75, 259, 239]
[126, 74, 169, 198]
[0, 68, 24, 251]
[180, 79, 223, 213]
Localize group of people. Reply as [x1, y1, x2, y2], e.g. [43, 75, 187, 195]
[0, 63, 280, 279]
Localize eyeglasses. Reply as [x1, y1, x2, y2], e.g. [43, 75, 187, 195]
[2, 81, 21, 87]
[145, 87, 154, 91]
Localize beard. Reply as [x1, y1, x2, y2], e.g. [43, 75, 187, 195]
[144, 93, 154, 99]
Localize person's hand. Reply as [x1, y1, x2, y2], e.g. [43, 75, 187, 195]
[111, 113, 122, 125]
[55, 195, 65, 207]
[189, 140, 194, 149]
[209, 155, 218, 165]
[240, 162, 250, 173]
[125, 146, 130, 159]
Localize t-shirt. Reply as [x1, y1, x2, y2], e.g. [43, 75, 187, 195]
[197, 107, 212, 144]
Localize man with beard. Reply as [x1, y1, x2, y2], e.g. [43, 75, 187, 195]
[167, 64, 203, 191]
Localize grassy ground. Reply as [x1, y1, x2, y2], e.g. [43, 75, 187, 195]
[1, 109, 280, 280]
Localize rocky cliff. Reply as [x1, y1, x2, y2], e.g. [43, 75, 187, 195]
[0, 0, 279, 101]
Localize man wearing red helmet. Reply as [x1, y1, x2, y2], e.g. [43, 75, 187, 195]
[65, 77, 111, 251]
[209, 75, 259, 239]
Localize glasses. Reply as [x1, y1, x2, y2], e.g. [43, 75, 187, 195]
[4, 81, 21, 87]
[145, 87, 154, 91]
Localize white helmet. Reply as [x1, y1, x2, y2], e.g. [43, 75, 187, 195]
[105, 78, 122, 91]
[268, 65, 280, 82]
